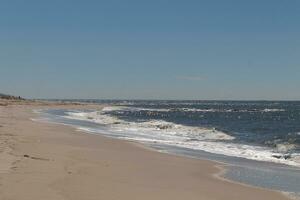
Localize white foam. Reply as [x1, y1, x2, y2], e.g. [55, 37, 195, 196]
[102, 106, 127, 112]
[66, 110, 122, 125]
[127, 137, 300, 167]
[100, 106, 285, 113]
[63, 107, 299, 167]
[65, 110, 234, 141]
[262, 108, 285, 112]
[276, 143, 296, 153]
[282, 192, 300, 200]
[103, 106, 171, 112]
[76, 124, 300, 167]
[33, 109, 43, 114]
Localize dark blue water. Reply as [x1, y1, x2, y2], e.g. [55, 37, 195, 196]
[103, 100, 300, 153]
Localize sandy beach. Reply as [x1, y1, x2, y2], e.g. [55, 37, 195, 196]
[0, 101, 291, 200]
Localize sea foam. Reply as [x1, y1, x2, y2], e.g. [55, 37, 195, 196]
[64, 107, 300, 167]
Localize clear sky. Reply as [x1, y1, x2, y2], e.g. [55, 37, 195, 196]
[0, 0, 299, 100]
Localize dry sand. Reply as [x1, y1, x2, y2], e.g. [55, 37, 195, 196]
[0, 101, 291, 200]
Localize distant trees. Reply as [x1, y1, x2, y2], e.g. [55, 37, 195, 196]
[0, 93, 24, 100]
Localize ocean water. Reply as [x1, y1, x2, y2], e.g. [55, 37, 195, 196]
[36, 100, 300, 195]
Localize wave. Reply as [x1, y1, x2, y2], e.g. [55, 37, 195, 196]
[180, 108, 285, 112]
[65, 110, 234, 141]
[63, 107, 300, 167]
[262, 108, 286, 112]
[100, 106, 285, 113]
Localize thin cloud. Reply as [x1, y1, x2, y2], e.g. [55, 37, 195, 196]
[176, 75, 206, 81]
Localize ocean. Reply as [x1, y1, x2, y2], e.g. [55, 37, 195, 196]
[36, 100, 300, 196]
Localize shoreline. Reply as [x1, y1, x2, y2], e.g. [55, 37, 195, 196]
[39, 105, 300, 195]
[0, 102, 292, 199]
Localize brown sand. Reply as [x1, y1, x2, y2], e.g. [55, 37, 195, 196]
[0, 102, 291, 200]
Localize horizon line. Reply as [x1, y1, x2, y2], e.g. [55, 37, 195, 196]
[33, 98, 300, 102]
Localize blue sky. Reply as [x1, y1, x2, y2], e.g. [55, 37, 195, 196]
[0, 0, 299, 100]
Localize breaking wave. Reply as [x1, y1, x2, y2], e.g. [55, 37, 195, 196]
[100, 106, 285, 113]
[64, 107, 300, 167]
